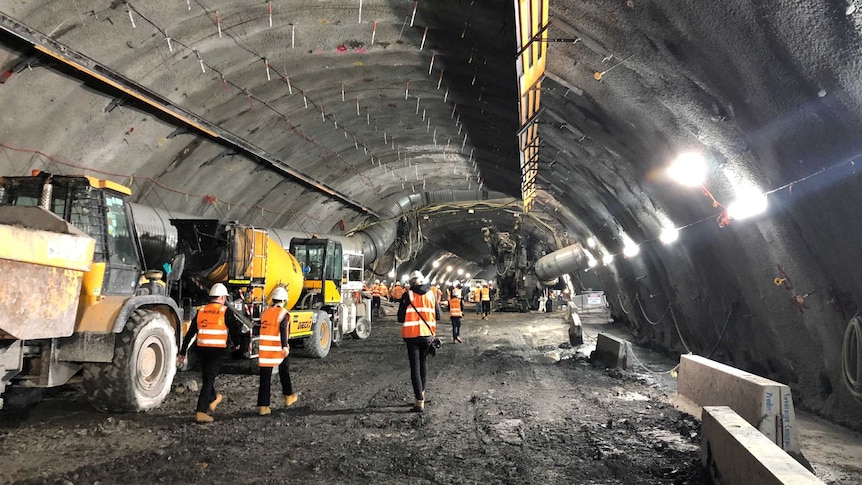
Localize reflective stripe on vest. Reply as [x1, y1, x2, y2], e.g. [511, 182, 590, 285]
[197, 303, 228, 348]
[480, 287, 490, 301]
[371, 284, 381, 297]
[402, 291, 436, 338]
[258, 306, 288, 367]
[449, 297, 463, 317]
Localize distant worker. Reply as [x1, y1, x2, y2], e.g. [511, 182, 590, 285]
[480, 283, 491, 320]
[433, 284, 443, 302]
[257, 286, 299, 416]
[397, 270, 442, 412]
[390, 281, 406, 301]
[469, 286, 481, 317]
[450, 285, 463, 343]
[379, 280, 389, 302]
[178, 283, 243, 423]
[371, 279, 382, 317]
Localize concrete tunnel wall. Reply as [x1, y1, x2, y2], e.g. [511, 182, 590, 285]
[1, 0, 862, 430]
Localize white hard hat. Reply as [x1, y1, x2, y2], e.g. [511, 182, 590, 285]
[374, 279, 380, 284]
[271, 286, 288, 302]
[408, 270, 426, 286]
[209, 283, 229, 297]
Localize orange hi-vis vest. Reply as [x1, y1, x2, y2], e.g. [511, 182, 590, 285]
[258, 306, 288, 367]
[371, 284, 381, 298]
[480, 287, 490, 301]
[449, 297, 463, 318]
[197, 303, 228, 348]
[379, 284, 389, 298]
[402, 291, 437, 338]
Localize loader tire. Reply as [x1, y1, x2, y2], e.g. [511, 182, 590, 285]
[351, 316, 371, 340]
[83, 309, 177, 412]
[303, 312, 332, 359]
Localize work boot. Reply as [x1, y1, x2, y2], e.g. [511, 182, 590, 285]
[413, 399, 425, 413]
[456, 336, 462, 343]
[258, 406, 271, 416]
[195, 412, 214, 423]
[285, 394, 299, 407]
[209, 393, 223, 412]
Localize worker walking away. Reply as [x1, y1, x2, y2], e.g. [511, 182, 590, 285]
[450, 285, 463, 343]
[371, 279, 382, 317]
[178, 283, 244, 423]
[480, 283, 491, 320]
[257, 286, 299, 416]
[397, 270, 442, 413]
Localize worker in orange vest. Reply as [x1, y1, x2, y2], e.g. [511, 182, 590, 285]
[480, 283, 491, 320]
[371, 279, 382, 317]
[397, 270, 442, 412]
[257, 287, 299, 416]
[379, 280, 389, 301]
[390, 282, 405, 301]
[450, 285, 463, 343]
[178, 283, 244, 423]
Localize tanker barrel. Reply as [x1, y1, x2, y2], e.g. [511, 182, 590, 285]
[535, 243, 588, 284]
[129, 203, 179, 271]
[262, 237, 304, 311]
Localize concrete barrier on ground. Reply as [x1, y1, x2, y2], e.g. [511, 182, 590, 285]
[564, 302, 583, 346]
[591, 333, 631, 369]
[674, 355, 800, 456]
[701, 406, 824, 485]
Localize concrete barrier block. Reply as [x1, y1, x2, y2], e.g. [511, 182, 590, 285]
[701, 406, 824, 485]
[676, 355, 800, 455]
[591, 333, 629, 369]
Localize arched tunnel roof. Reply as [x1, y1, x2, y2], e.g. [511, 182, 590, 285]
[1, 1, 862, 428]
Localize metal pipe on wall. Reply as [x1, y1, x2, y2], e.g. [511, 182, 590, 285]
[534, 243, 588, 284]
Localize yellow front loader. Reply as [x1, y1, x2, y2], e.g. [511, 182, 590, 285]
[0, 173, 182, 412]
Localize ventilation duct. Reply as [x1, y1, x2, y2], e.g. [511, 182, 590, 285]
[131, 188, 510, 270]
[534, 243, 588, 284]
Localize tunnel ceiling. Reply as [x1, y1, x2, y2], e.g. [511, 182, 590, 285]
[3, 1, 862, 426]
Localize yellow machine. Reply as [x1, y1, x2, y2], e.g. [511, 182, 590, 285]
[172, 223, 371, 360]
[0, 173, 370, 412]
[0, 173, 182, 412]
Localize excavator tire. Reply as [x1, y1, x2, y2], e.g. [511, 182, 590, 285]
[83, 309, 177, 412]
[302, 312, 332, 359]
[351, 316, 371, 340]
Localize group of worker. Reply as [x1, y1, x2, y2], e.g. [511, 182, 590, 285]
[177, 283, 299, 423]
[177, 275, 495, 422]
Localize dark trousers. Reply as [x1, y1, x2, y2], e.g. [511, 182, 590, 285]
[195, 346, 227, 413]
[372, 297, 381, 316]
[451, 317, 462, 339]
[474, 301, 482, 315]
[405, 336, 433, 400]
[257, 357, 293, 406]
[482, 301, 491, 316]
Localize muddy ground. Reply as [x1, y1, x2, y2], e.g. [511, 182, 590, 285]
[0, 309, 859, 484]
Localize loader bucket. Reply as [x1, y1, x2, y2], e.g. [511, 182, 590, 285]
[0, 206, 95, 339]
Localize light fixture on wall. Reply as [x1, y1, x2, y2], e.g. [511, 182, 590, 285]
[667, 152, 707, 187]
[727, 187, 768, 220]
[659, 226, 679, 244]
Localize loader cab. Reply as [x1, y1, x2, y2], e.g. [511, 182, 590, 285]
[290, 238, 343, 308]
[0, 174, 143, 297]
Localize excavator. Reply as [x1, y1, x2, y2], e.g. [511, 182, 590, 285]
[0, 172, 370, 412]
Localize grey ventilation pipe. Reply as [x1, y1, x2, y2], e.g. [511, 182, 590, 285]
[534, 243, 588, 284]
[354, 189, 510, 262]
[131, 188, 509, 269]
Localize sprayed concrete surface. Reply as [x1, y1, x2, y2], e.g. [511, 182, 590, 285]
[0, 310, 858, 484]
